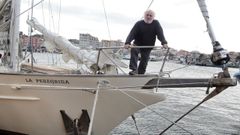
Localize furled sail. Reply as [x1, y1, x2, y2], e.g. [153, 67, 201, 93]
[27, 17, 127, 74]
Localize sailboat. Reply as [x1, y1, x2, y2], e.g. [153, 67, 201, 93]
[0, 0, 238, 135]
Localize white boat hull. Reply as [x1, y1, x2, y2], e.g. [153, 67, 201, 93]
[0, 72, 165, 135]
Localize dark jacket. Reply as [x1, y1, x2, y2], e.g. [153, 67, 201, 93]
[125, 20, 167, 46]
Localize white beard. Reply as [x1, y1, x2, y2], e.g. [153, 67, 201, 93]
[144, 19, 153, 24]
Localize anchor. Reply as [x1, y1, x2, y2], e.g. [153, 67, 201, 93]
[60, 109, 90, 135]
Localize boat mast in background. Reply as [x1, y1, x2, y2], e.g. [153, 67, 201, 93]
[9, 0, 21, 71]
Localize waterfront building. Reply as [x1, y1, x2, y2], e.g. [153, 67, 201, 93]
[79, 33, 100, 49]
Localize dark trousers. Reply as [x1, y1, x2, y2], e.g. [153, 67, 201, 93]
[129, 48, 151, 74]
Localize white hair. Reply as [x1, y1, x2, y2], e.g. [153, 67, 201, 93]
[144, 9, 155, 18]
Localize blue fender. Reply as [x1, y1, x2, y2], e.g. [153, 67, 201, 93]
[234, 72, 240, 82]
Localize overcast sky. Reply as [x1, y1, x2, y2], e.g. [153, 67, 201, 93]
[19, 0, 240, 54]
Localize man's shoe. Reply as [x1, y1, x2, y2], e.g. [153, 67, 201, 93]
[129, 70, 137, 75]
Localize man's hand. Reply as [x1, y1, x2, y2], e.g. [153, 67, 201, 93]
[124, 44, 134, 49]
[162, 44, 168, 49]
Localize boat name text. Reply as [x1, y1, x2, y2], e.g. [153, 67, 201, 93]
[25, 78, 70, 84]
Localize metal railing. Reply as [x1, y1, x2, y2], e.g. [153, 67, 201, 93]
[95, 45, 169, 75]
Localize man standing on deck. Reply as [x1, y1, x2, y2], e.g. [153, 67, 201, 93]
[125, 9, 168, 75]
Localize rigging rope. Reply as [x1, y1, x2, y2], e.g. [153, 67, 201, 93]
[88, 81, 101, 135]
[27, 0, 35, 72]
[17, 0, 44, 17]
[131, 115, 141, 135]
[48, 0, 56, 32]
[146, 0, 154, 10]
[57, 0, 62, 34]
[102, 0, 112, 40]
[41, 1, 46, 27]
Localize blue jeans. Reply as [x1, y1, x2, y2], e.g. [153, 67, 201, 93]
[129, 48, 151, 74]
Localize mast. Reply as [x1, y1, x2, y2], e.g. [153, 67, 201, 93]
[196, 0, 229, 68]
[9, 0, 21, 71]
[196, 0, 216, 43]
